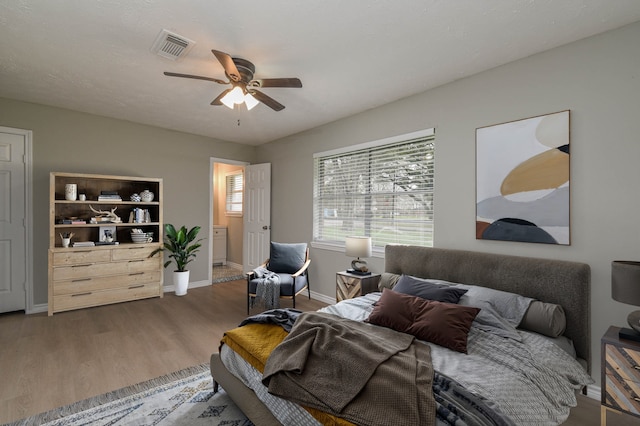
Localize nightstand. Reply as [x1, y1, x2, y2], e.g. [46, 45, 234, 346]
[601, 326, 640, 425]
[336, 271, 381, 302]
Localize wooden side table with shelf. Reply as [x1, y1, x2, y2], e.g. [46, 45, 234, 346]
[601, 325, 640, 425]
[336, 271, 381, 302]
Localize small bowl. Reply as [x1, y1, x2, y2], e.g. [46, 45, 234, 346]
[131, 231, 153, 243]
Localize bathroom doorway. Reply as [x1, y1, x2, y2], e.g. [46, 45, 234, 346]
[210, 158, 247, 284]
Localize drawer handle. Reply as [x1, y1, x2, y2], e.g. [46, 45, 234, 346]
[129, 272, 144, 276]
[634, 366, 640, 371]
[72, 264, 92, 268]
[72, 292, 92, 297]
[128, 247, 145, 250]
[128, 259, 144, 263]
[75, 250, 93, 253]
[72, 278, 92, 282]
[635, 397, 640, 403]
[129, 284, 144, 289]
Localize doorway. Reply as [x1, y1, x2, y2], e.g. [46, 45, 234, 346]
[210, 158, 246, 283]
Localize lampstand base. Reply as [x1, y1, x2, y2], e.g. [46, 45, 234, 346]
[619, 327, 640, 342]
[347, 269, 372, 276]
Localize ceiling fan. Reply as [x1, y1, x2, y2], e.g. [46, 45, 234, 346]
[164, 49, 302, 112]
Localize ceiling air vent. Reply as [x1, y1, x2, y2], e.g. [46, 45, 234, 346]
[151, 29, 195, 60]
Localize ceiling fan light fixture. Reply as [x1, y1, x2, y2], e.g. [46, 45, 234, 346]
[244, 92, 259, 110]
[220, 86, 244, 109]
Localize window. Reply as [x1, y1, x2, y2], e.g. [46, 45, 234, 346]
[313, 129, 435, 251]
[225, 171, 243, 216]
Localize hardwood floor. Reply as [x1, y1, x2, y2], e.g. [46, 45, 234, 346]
[0, 281, 638, 425]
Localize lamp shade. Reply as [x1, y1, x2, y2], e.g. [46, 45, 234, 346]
[345, 236, 372, 258]
[612, 261, 640, 306]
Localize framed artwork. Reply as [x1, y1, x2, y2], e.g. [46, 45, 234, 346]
[476, 110, 570, 245]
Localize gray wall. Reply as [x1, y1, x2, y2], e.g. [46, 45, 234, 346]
[257, 21, 640, 383]
[0, 98, 256, 304]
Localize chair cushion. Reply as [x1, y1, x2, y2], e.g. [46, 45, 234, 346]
[249, 274, 308, 296]
[268, 242, 307, 274]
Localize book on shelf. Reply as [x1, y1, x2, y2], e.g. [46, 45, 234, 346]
[98, 195, 122, 201]
[72, 241, 95, 247]
[60, 219, 87, 224]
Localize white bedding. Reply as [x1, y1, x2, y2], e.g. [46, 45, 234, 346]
[220, 292, 594, 425]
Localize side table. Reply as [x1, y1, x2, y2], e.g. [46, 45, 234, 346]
[601, 325, 640, 425]
[336, 271, 381, 302]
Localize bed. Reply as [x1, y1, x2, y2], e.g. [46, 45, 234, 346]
[210, 245, 593, 425]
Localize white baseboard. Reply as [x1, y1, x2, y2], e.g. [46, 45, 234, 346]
[27, 303, 48, 314]
[309, 290, 336, 305]
[585, 384, 600, 400]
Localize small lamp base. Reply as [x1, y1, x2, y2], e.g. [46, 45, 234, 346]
[619, 327, 640, 342]
[347, 269, 372, 276]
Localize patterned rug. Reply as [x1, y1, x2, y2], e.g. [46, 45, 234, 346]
[212, 265, 245, 283]
[8, 364, 253, 426]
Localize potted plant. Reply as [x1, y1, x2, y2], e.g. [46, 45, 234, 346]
[149, 224, 203, 296]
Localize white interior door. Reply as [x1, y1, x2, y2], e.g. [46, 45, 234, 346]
[0, 127, 29, 313]
[243, 163, 271, 271]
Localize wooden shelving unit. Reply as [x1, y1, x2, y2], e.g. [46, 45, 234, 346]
[48, 172, 164, 315]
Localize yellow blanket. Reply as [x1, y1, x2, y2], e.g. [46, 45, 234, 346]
[221, 323, 355, 426]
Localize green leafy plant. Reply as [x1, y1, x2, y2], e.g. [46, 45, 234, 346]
[149, 224, 203, 272]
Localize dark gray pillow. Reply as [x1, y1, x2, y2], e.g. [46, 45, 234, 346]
[519, 300, 566, 337]
[393, 275, 467, 304]
[268, 242, 307, 274]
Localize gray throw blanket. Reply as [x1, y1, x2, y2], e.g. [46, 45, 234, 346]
[252, 266, 280, 310]
[262, 312, 436, 426]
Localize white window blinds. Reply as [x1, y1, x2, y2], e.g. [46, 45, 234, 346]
[225, 171, 243, 215]
[313, 130, 435, 250]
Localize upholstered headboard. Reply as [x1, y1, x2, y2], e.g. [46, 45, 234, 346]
[384, 245, 591, 370]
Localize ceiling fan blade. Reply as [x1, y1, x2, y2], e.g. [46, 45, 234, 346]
[211, 88, 232, 105]
[163, 72, 227, 85]
[212, 50, 241, 82]
[251, 78, 302, 88]
[251, 89, 285, 111]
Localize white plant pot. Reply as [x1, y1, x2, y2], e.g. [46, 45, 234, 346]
[174, 270, 190, 296]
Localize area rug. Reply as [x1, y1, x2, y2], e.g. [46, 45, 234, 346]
[7, 364, 253, 426]
[212, 265, 245, 283]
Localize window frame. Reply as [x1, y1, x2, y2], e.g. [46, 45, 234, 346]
[311, 128, 435, 255]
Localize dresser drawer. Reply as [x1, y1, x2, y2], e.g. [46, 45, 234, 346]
[53, 258, 159, 280]
[52, 283, 161, 312]
[604, 374, 640, 415]
[112, 245, 159, 261]
[52, 249, 111, 266]
[53, 271, 161, 295]
[606, 343, 640, 383]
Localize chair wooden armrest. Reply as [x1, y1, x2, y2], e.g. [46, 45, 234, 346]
[291, 258, 311, 278]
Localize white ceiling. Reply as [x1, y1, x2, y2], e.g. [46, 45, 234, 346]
[2, 1, 640, 146]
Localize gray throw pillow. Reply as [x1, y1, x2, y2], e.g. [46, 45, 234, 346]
[393, 275, 468, 304]
[268, 242, 307, 274]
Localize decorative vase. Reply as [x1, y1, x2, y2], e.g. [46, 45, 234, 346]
[140, 189, 154, 202]
[65, 184, 77, 201]
[174, 270, 189, 296]
[130, 193, 141, 202]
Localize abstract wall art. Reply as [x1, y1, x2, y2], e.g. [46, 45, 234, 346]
[476, 110, 570, 245]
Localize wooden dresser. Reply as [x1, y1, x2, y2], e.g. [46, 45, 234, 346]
[601, 325, 640, 425]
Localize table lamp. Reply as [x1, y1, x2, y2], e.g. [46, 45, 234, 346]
[345, 236, 372, 275]
[612, 260, 640, 342]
